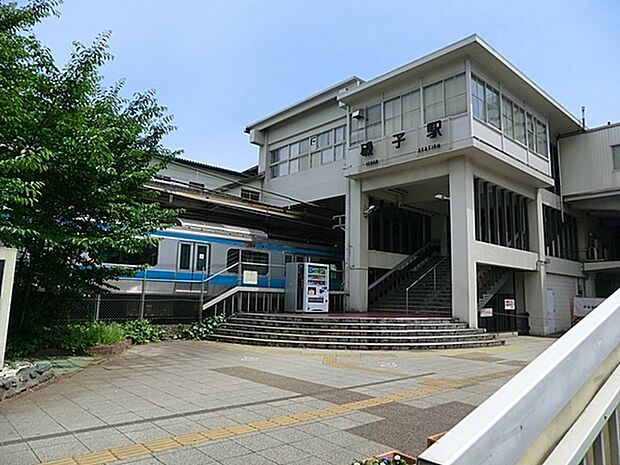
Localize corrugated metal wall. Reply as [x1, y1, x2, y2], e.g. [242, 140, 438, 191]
[559, 124, 620, 196]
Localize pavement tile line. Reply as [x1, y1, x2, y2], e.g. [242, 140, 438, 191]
[0, 370, 434, 448]
[37, 368, 520, 465]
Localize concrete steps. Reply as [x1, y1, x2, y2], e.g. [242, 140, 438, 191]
[209, 313, 503, 350]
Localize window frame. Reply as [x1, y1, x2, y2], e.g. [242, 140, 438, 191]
[612, 145, 620, 170]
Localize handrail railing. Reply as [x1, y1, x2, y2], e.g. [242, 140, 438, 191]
[368, 241, 436, 292]
[417, 287, 620, 465]
[405, 256, 448, 313]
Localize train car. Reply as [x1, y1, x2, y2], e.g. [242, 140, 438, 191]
[102, 218, 342, 306]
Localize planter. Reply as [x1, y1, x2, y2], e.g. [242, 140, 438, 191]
[357, 450, 416, 464]
[426, 431, 447, 447]
[86, 339, 131, 356]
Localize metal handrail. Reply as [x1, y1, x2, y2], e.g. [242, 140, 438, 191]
[368, 241, 436, 292]
[405, 256, 448, 313]
[417, 287, 620, 465]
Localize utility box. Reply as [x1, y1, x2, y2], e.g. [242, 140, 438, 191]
[285, 263, 329, 313]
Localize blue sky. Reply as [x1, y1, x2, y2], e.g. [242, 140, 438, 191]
[27, 0, 620, 171]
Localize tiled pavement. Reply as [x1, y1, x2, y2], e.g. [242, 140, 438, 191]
[0, 336, 556, 464]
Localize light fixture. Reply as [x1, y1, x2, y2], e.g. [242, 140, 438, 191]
[434, 193, 450, 201]
[363, 205, 377, 217]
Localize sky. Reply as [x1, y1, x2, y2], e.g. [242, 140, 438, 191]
[22, 0, 620, 171]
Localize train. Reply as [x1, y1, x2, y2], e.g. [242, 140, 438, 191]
[103, 218, 343, 301]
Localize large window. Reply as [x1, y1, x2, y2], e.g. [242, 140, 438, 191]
[226, 249, 269, 275]
[383, 90, 421, 137]
[474, 178, 530, 251]
[473, 74, 548, 158]
[544, 206, 578, 260]
[423, 81, 444, 122]
[351, 104, 381, 145]
[613, 145, 620, 170]
[353, 73, 466, 145]
[444, 73, 467, 117]
[471, 75, 500, 129]
[423, 73, 467, 123]
[269, 125, 345, 178]
[102, 245, 158, 266]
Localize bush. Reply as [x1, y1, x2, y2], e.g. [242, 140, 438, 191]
[123, 319, 166, 344]
[54, 322, 126, 354]
[6, 321, 128, 359]
[175, 315, 225, 340]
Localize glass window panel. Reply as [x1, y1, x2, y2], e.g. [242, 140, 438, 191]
[334, 125, 345, 142]
[270, 165, 279, 178]
[366, 104, 381, 125]
[486, 85, 501, 129]
[446, 94, 467, 117]
[278, 162, 288, 177]
[613, 146, 620, 170]
[536, 120, 548, 157]
[299, 155, 309, 171]
[290, 142, 300, 157]
[321, 148, 334, 164]
[384, 97, 400, 119]
[241, 250, 269, 275]
[196, 245, 208, 271]
[366, 122, 382, 140]
[179, 244, 191, 270]
[402, 90, 421, 129]
[334, 144, 344, 160]
[289, 157, 299, 173]
[226, 249, 240, 273]
[300, 138, 309, 154]
[514, 106, 526, 144]
[310, 152, 321, 167]
[402, 108, 420, 130]
[444, 74, 465, 98]
[527, 113, 536, 150]
[318, 130, 331, 148]
[471, 76, 486, 120]
[502, 97, 514, 139]
[270, 150, 280, 164]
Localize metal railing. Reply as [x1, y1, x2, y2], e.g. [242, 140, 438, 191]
[405, 256, 448, 313]
[368, 241, 436, 293]
[417, 286, 620, 465]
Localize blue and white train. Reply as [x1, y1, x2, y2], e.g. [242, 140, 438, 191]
[103, 218, 342, 297]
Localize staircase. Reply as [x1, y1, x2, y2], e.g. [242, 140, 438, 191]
[477, 265, 511, 309]
[208, 313, 503, 350]
[370, 255, 452, 315]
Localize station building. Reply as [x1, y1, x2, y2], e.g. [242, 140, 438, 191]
[233, 35, 619, 336]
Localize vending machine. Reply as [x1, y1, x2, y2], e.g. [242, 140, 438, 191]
[285, 263, 329, 313]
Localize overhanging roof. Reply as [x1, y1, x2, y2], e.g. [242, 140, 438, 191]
[245, 76, 363, 133]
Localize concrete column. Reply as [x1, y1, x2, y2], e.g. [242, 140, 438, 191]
[346, 179, 369, 312]
[430, 215, 448, 255]
[524, 189, 548, 335]
[449, 157, 477, 327]
[0, 248, 18, 372]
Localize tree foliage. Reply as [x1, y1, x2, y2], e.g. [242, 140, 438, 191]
[0, 0, 179, 323]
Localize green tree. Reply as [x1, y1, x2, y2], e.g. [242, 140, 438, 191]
[0, 0, 179, 325]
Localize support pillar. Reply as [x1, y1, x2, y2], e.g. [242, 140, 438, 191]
[346, 179, 369, 312]
[0, 248, 18, 372]
[524, 189, 548, 335]
[449, 157, 477, 327]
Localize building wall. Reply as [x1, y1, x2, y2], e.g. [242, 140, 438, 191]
[559, 124, 620, 196]
[259, 103, 348, 206]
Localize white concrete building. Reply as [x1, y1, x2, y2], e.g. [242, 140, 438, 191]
[238, 35, 620, 336]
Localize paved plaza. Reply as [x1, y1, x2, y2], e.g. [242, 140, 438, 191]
[0, 336, 555, 465]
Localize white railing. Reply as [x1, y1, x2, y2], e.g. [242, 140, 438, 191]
[417, 287, 620, 465]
